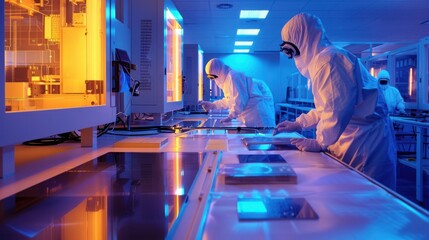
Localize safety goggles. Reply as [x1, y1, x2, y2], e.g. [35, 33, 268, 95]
[379, 79, 389, 85]
[280, 41, 300, 59]
[207, 74, 218, 80]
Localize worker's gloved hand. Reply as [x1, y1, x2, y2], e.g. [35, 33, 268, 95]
[290, 138, 322, 152]
[273, 120, 301, 136]
[220, 116, 233, 123]
[200, 101, 216, 112]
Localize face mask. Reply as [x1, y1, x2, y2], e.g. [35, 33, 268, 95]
[379, 79, 389, 90]
[295, 57, 310, 78]
[214, 75, 227, 89]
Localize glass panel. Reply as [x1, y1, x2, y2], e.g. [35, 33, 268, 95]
[426, 44, 429, 103]
[0, 152, 205, 239]
[166, 8, 183, 103]
[395, 54, 417, 103]
[198, 49, 203, 101]
[4, 0, 106, 112]
[367, 58, 387, 78]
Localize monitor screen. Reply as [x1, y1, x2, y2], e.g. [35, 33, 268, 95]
[113, 48, 132, 93]
[115, 48, 131, 64]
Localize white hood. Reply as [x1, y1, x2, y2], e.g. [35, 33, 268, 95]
[205, 58, 230, 87]
[281, 13, 331, 78]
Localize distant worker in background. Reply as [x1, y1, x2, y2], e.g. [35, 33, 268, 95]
[200, 58, 276, 128]
[377, 69, 406, 114]
[274, 13, 397, 189]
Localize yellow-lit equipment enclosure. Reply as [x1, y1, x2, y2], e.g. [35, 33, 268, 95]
[130, 0, 184, 124]
[183, 44, 204, 111]
[4, 0, 106, 111]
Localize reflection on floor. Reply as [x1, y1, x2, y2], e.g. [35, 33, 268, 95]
[0, 152, 205, 240]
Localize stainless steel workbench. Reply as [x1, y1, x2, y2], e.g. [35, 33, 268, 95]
[168, 129, 429, 239]
[1, 117, 429, 239]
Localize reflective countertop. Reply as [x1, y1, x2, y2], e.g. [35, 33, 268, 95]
[1, 127, 429, 240]
[0, 152, 206, 240]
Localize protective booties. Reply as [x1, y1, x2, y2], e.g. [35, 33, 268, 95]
[200, 101, 216, 111]
[290, 138, 322, 152]
[273, 120, 301, 135]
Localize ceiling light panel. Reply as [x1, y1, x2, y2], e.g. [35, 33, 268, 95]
[234, 49, 250, 53]
[235, 41, 253, 46]
[237, 29, 260, 35]
[240, 10, 269, 19]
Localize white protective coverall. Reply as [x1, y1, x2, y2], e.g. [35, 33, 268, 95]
[281, 13, 397, 189]
[204, 58, 276, 128]
[377, 70, 406, 114]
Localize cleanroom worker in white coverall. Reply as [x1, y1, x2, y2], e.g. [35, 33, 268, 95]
[200, 58, 276, 128]
[377, 69, 406, 114]
[274, 13, 397, 189]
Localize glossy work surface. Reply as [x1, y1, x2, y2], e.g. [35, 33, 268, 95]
[169, 149, 429, 240]
[0, 152, 205, 240]
[2, 129, 429, 240]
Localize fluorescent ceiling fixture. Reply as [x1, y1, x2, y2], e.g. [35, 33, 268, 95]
[237, 29, 260, 35]
[235, 41, 253, 46]
[234, 49, 250, 53]
[240, 10, 269, 19]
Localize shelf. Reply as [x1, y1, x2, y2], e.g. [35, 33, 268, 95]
[277, 103, 314, 109]
[398, 158, 429, 175]
[276, 103, 315, 139]
[288, 98, 314, 104]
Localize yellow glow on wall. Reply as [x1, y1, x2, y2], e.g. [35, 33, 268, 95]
[177, 26, 183, 101]
[87, 1, 101, 79]
[175, 28, 180, 101]
[409, 67, 413, 96]
[198, 50, 203, 101]
[166, 8, 183, 103]
[85, 0, 106, 105]
[370, 67, 375, 77]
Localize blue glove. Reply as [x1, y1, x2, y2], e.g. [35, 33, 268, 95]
[200, 101, 216, 111]
[290, 138, 322, 152]
[273, 120, 301, 136]
[220, 116, 233, 123]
